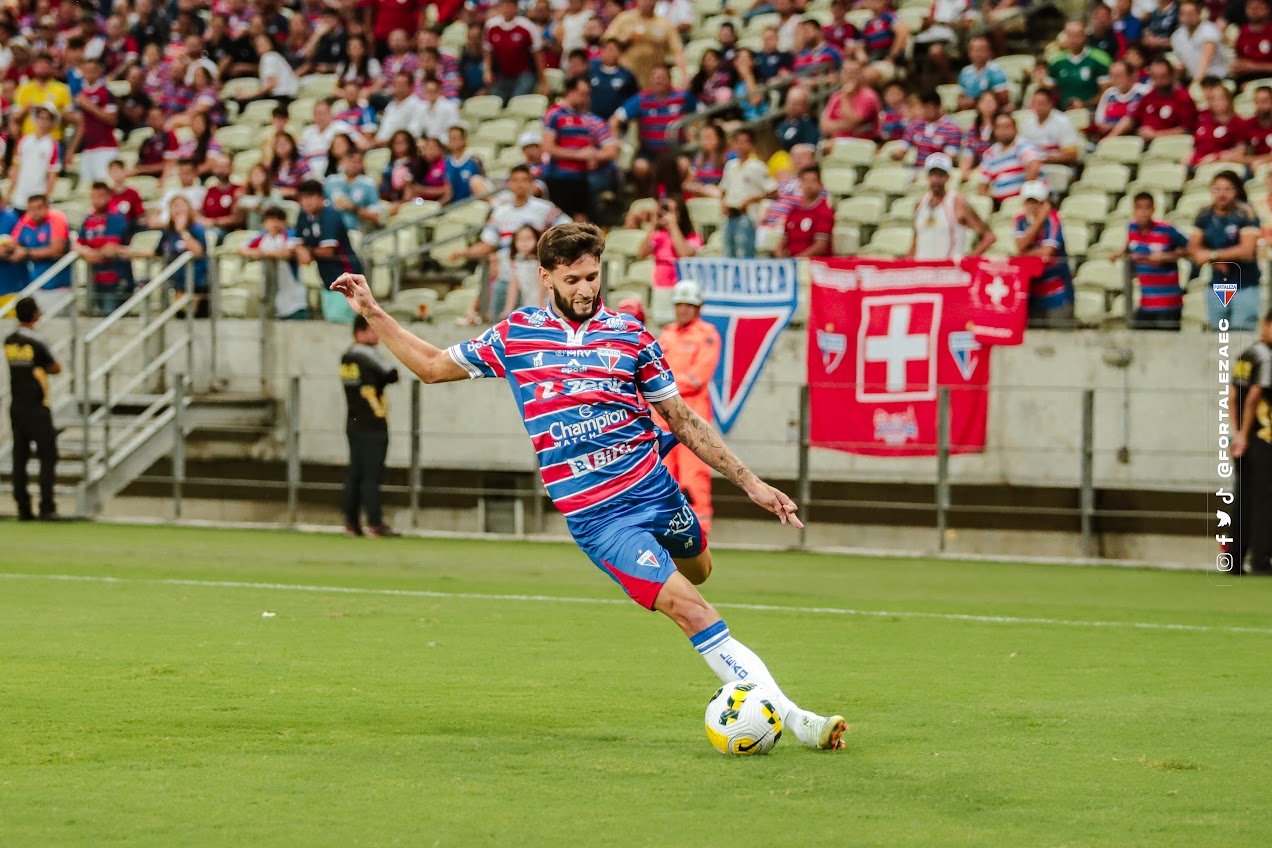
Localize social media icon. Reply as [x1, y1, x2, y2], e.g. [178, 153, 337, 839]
[1216, 510, 1232, 527]
[1216, 553, 1234, 572]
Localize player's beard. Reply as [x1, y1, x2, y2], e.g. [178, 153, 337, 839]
[552, 285, 600, 323]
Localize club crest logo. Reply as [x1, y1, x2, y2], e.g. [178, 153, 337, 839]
[947, 330, 982, 381]
[873, 406, 919, 446]
[817, 326, 848, 374]
[597, 347, 621, 373]
[1213, 283, 1237, 307]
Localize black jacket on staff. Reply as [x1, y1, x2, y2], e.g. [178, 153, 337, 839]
[340, 340, 399, 531]
[5, 312, 60, 520]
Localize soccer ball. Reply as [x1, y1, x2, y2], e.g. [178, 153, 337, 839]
[704, 680, 784, 755]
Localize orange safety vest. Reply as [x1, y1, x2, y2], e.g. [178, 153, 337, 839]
[656, 317, 721, 423]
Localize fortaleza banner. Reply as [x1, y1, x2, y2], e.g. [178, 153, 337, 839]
[675, 257, 799, 434]
[806, 257, 1041, 457]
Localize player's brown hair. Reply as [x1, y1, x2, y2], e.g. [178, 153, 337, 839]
[537, 222, 606, 271]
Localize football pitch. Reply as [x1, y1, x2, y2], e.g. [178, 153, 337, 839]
[2, 524, 1270, 847]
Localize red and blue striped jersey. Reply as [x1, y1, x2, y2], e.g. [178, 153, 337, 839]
[862, 11, 898, 58]
[447, 304, 681, 518]
[690, 150, 736, 186]
[1013, 210, 1074, 308]
[616, 89, 698, 151]
[902, 116, 963, 165]
[792, 43, 842, 77]
[543, 104, 613, 178]
[879, 107, 905, 142]
[1126, 219, 1188, 312]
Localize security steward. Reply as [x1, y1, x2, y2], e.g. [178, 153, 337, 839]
[1231, 311, 1272, 574]
[654, 280, 722, 534]
[340, 315, 400, 537]
[5, 296, 61, 520]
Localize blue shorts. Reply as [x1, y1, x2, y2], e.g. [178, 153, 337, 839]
[566, 467, 708, 609]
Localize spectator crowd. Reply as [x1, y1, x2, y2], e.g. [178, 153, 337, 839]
[0, 0, 1269, 330]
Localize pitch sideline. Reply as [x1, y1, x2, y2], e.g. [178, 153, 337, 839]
[2, 572, 1270, 636]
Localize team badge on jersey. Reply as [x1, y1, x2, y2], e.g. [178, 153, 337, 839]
[597, 347, 621, 372]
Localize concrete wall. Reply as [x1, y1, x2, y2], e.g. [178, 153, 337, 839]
[206, 319, 1229, 494]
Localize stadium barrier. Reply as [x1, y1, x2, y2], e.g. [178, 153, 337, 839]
[94, 354, 1218, 565]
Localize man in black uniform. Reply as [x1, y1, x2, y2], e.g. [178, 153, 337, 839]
[1231, 311, 1272, 575]
[340, 315, 399, 537]
[5, 296, 61, 520]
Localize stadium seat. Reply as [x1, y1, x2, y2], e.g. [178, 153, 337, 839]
[967, 194, 993, 223]
[997, 54, 1037, 81]
[1181, 285, 1209, 329]
[1074, 259, 1127, 292]
[232, 149, 263, 178]
[823, 138, 877, 171]
[220, 77, 260, 101]
[1136, 162, 1187, 195]
[240, 99, 281, 125]
[835, 195, 886, 226]
[862, 226, 914, 257]
[605, 228, 648, 259]
[685, 197, 723, 235]
[214, 124, 258, 154]
[444, 199, 492, 230]
[1065, 224, 1090, 260]
[387, 287, 440, 321]
[832, 225, 860, 255]
[218, 286, 254, 319]
[474, 118, 520, 148]
[1146, 135, 1194, 164]
[120, 127, 154, 153]
[857, 166, 912, 200]
[1065, 108, 1090, 132]
[1073, 287, 1108, 325]
[936, 84, 962, 113]
[462, 95, 504, 124]
[508, 94, 549, 122]
[298, 74, 338, 99]
[364, 147, 391, 176]
[128, 230, 164, 280]
[1193, 161, 1244, 186]
[1058, 193, 1110, 223]
[1092, 136, 1145, 167]
[107, 80, 131, 98]
[622, 260, 655, 288]
[885, 194, 920, 224]
[128, 175, 160, 200]
[821, 168, 857, 200]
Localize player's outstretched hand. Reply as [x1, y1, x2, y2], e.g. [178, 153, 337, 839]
[330, 272, 377, 316]
[744, 479, 804, 529]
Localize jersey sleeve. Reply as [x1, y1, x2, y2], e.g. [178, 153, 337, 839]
[32, 336, 55, 370]
[634, 330, 679, 402]
[446, 321, 508, 379]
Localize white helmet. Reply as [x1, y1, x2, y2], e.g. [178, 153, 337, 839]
[671, 279, 704, 306]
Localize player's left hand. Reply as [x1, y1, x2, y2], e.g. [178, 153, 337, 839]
[745, 479, 804, 529]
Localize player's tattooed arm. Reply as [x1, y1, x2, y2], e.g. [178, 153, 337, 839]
[652, 395, 804, 528]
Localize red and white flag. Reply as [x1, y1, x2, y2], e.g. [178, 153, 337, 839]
[804, 257, 1037, 457]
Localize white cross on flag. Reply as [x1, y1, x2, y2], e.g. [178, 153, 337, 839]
[806, 258, 1025, 457]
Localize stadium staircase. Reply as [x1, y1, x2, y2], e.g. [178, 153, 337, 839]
[0, 252, 276, 517]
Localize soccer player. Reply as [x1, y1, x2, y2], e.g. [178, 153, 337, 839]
[332, 223, 846, 750]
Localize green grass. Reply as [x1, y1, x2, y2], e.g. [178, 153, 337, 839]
[1, 523, 1270, 847]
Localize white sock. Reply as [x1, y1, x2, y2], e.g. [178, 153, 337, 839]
[690, 620, 806, 723]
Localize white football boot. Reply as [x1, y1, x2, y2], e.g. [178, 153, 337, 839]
[789, 711, 847, 750]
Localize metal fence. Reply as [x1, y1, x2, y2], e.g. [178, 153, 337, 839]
[115, 367, 1215, 561]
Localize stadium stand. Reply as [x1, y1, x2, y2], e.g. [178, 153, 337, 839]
[0, 0, 1266, 333]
